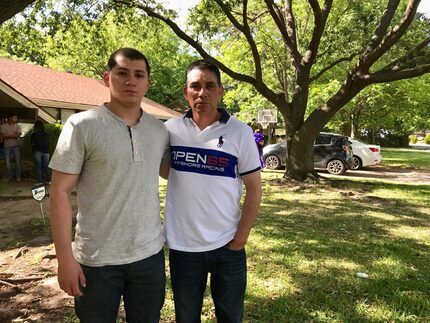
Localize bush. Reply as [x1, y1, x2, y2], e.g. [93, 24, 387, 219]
[424, 134, 430, 144]
[368, 133, 409, 148]
[21, 122, 63, 161]
[409, 134, 418, 144]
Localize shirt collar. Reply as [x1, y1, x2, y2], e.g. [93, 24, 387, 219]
[184, 108, 230, 124]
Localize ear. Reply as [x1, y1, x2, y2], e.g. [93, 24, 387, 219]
[183, 84, 188, 100]
[103, 71, 110, 87]
[219, 85, 225, 97]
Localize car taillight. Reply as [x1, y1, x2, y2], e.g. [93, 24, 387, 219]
[369, 148, 379, 152]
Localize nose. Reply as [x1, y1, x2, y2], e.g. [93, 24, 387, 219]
[198, 87, 207, 97]
[126, 77, 137, 86]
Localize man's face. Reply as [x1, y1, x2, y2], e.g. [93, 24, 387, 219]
[184, 68, 224, 116]
[103, 55, 150, 107]
[8, 116, 17, 124]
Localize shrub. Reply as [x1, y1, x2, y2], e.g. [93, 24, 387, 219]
[424, 134, 430, 144]
[21, 122, 63, 161]
[376, 133, 409, 148]
[409, 134, 418, 144]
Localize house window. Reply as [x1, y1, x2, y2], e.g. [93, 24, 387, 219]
[61, 109, 76, 124]
[44, 108, 60, 120]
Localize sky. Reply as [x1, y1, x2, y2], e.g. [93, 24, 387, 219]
[418, 1, 430, 16]
[164, 1, 430, 20]
[163, 0, 200, 26]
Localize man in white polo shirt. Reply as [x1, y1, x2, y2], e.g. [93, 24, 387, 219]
[164, 60, 262, 323]
[49, 48, 169, 323]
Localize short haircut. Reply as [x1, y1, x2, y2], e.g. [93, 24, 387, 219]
[34, 120, 45, 130]
[185, 59, 221, 85]
[7, 113, 17, 119]
[107, 48, 150, 77]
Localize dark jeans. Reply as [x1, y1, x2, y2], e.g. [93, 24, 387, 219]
[169, 245, 247, 323]
[4, 145, 21, 180]
[33, 151, 51, 183]
[75, 250, 166, 323]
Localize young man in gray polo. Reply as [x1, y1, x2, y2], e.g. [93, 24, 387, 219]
[49, 48, 169, 322]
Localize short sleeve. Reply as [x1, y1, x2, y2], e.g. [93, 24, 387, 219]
[49, 117, 86, 174]
[238, 125, 261, 176]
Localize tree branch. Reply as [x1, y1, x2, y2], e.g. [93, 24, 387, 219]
[264, 0, 301, 66]
[305, 0, 332, 66]
[381, 36, 430, 71]
[214, 0, 263, 83]
[368, 64, 430, 83]
[113, 0, 284, 107]
[359, 0, 421, 70]
[365, 0, 400, 52]
[310, 51, 360, 82]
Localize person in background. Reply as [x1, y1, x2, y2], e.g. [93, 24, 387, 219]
[0, 113, 22, 182]
[49, 48, 169, 323]
[163, 59, 262, 323]
[254, 129, 265, 168]
[31, 120, 51, 184]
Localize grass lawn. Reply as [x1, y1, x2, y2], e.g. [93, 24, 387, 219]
[381, 148, 430, 171]
[59, 150, 429, 322]
[156, 170, 430, 322]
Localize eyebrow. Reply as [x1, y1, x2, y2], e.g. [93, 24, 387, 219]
[189, 81, 217, 86]
[115, 67, 147, 74]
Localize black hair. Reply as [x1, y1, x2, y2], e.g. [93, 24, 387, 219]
[34, 120, 45, 131]
[185, 59, 221, 85]
[107, 48, 150, 77]
[7, 113, 17, 119]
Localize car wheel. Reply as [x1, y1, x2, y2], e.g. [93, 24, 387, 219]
[265, 155, 281, 170]
[352, 156, 362, 170]
[326, 159, 346, 175]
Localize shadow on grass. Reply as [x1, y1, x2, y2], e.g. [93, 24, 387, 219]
[246, 180, 430, 321]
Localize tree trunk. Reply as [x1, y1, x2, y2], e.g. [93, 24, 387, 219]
[283, 129, 318, 181]
[350, 112, 360, 138]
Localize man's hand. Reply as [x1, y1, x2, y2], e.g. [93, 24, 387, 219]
[57, 257, 86, 297]
[226, 239, 246, 251]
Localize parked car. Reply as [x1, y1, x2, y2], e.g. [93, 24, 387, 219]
[348, 137, 382, 170]
[263, 133, 354, 175]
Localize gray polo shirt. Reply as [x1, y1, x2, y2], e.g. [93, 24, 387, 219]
[50, 104, 169, 266]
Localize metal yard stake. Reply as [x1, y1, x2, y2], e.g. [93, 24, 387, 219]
[31, 183, 47, 225]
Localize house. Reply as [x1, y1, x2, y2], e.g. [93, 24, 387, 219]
[0, 58, 181, 128]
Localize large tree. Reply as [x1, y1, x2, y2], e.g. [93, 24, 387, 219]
[114, 0, 430, 180]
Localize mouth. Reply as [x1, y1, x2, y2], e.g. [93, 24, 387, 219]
[124, 90, 138, 95]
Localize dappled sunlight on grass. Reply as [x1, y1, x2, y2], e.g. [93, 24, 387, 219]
[246, 172, 430, 321]
[154, 170, 430, 321]
[388, 225, 430, 244]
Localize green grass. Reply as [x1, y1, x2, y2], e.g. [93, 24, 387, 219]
[381, 148, 430, 170]
[59, 152, 430, 322]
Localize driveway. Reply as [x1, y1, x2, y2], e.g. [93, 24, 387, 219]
[320, 166, 430, 185]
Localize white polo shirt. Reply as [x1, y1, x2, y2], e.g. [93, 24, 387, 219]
[164, 109, 261, 252]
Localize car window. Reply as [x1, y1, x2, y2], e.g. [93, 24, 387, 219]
[315, 135, 332, 145]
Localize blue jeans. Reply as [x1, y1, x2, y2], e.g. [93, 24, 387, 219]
[169, 245, 247, 323]
[33, 151, 51, 183]
[75, 250, 166, 323]
[4, 145, 21, 180]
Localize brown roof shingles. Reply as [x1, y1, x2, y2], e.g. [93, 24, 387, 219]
[0, 58, 180, 119]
